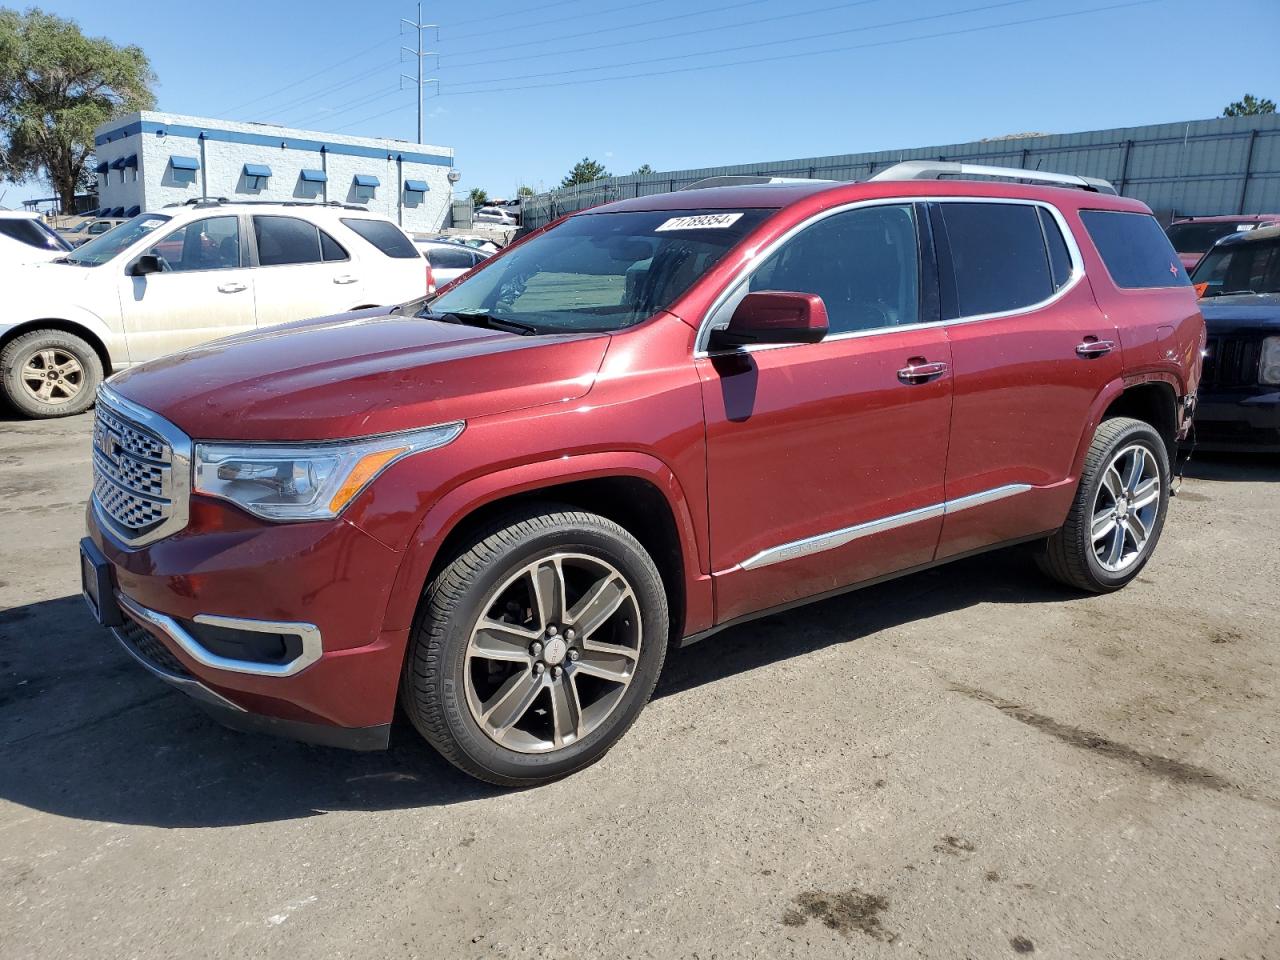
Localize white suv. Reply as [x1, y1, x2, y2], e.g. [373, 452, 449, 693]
[1, 201, 428, 418]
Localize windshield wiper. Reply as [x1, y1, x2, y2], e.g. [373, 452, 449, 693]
[421, 309, 540, 336]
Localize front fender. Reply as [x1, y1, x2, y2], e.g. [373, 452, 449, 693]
[2, 303, 127, 366]
[379, 451, 713, 637]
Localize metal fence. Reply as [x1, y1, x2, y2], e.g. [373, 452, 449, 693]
[520, 114, 1280, 230]
[450, 198, 474, 228]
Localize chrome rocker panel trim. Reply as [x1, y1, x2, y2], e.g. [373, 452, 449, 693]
[117, 593, 324, 678]
[739, 483, 1033, 571]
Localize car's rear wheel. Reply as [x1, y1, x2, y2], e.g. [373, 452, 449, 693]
[1037, 416, 1170, 592]
[401, 505, 668, 786]
[0, 328, 102, 418]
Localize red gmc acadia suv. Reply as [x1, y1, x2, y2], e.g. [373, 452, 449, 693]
[80, 162, 1204, 786]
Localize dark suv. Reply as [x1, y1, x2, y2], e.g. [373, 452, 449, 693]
[80, 162, 1204, 786]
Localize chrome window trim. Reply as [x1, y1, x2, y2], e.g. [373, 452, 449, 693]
[694, 195, 1085, 358]
[118, 593, 324, 678]
[93, 385, 192, 548]
[108, 621, 246, 712]
[738, 483, 1032, 571]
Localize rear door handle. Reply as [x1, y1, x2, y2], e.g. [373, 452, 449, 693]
[1076, 339, 1115, 358]
[897, 359, 949, 384]
[333, 275, 359, 285]
[217, 282, 247, 293]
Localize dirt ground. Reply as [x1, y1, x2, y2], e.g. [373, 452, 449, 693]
[1, 410, 1277, 960]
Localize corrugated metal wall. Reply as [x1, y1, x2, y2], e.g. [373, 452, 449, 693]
[521, 114, 1280, 230]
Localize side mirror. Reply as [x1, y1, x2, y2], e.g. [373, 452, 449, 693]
[130, 254, 164, 277]
[709, 291, 829, 349]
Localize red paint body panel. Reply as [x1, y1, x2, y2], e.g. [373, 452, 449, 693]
[89, 176, 1204, 743]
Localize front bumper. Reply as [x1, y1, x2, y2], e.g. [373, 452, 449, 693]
[1192, 388, 1280, 452]
[83, 496, 413, 749]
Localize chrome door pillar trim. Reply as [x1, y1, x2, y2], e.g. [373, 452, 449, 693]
[737, 483, 1033, 571]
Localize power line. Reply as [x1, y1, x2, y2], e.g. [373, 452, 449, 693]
[445, 0, 1039, 90]
[440, 0, 891, 73]
[443, 0, 673, 43]
[436, 0, 596, 31]
[257, 62, 393, 123]
[434, 0, 1158, 99]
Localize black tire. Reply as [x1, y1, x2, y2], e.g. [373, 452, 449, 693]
[401, 504, 669, 787]
[0, 328, 103, 418]
[1037, 416, 1170, 593]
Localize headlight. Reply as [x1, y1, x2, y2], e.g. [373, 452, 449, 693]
[1262, 337, 1280, 386]
[193, 422, 464, 521]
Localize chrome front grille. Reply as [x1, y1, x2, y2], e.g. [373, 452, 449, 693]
[91, 388, 192, 546]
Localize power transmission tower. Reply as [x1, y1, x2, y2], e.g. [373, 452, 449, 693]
[401, 2, 439, 144]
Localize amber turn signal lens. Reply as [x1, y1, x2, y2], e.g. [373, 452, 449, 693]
[1193, 282, 1209, 298]
[327, 447, 407, 513]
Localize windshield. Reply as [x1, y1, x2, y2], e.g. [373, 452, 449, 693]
[425, 207, 775, 333]
[65, 213, 172, 266]
[1166, 221, 1260, 254]
[1191, 235, 1280, 297]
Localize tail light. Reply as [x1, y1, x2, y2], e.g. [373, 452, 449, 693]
[425, 256, 436, 295]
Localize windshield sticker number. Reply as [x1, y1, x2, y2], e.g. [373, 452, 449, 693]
[654, 213, 744, 232]
[140, 219, 165, 229]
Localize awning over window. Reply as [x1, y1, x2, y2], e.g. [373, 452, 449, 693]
[299, 169, 327, 183]
[353, 174, 380, 188]
[170, 155, 200, 171]
[404, 179, 429, 193]
[243, 163, 272, 179]
[110, 155, 137, 170]
[124, 205, 140, 217]
[109, 207, 124, 217]
[95, 161, 109, 174]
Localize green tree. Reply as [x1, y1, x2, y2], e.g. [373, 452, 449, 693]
[1222, 93, 1276, 117]
[0, 8, 155, 211]
[632, 163, 655, 175]
[468, 186, 489, 205]
[560, 156, 609, 188]
[516, 184, 534, 196]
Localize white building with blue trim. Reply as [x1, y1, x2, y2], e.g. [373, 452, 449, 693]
[92, 111, 455, 233]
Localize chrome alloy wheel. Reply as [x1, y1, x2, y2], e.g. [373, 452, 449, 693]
[464, 553, 642, 754]
[21, 348, 85, 404]
[1091, 443, 1160, 573]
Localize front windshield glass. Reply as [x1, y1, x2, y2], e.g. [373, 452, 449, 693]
[1166, 221, 1258, 254]
[66, 213, 172, 266]
[1191, 235, 1280, 297]
[425, 207, 775, 333]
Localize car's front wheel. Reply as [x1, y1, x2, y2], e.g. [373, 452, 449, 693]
[0, 328, 103, 418]
[401, 505, 669, 786]
[1037, 416, 1170, 592]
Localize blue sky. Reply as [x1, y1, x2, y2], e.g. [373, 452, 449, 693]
[5, 0, 1279, 206]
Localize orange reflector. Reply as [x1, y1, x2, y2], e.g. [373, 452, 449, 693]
[328, 447, 407, 513]
[1194, 282, 1209, 299]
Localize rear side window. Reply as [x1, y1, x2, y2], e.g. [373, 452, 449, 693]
[254, 216, 348, 266]
[0, 218, 70, 252]
[1038, 207, 1073, 290]
[425, 246, 474, 269]
[1081, 210, 1190, 289]
[939, 202, 1052, 316]
[341, 218, 418, 259]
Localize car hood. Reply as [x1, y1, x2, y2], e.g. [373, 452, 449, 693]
[1199, 293, 1280, 334]
[107, 308, 612, 441]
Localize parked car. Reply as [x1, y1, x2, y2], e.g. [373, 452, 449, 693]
[474, 205, 517, 226]
[414, 238, 491, 288]
[0, 210, 72, 268]
[1165, 214, 1280, 272]
[430, 233, 501, 254]
[0, 201, 428, 418]
[60, 216, 128, 247]
[1188, 224, 1280, 450]
[80, 162, 1202, 786]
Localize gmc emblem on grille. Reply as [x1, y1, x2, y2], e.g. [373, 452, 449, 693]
[96, 428, 122, 464]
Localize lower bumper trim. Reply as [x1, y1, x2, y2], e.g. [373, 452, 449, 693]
[195, 699, 392, 751]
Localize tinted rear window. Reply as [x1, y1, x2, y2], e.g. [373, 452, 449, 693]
[940, 202, 1052, 316]
[1082, 210, 1190, 289]
[1165, 221, 1258, 254]
[1039, 207, 1073, 290]
[341, 218, 418, 258]
[424, 246, 474, 269]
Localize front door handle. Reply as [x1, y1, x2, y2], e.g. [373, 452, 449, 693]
[333, 275, 359, 285]
[1076, 338, 1115, 358]
[217, 282, 247, 293]
[897, 359, 949, 384]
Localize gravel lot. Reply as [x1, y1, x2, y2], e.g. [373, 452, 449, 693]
[1, 410, 1277, 960]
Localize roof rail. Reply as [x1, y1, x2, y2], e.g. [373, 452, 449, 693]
[680, 175, 835, 191]
[869, 160, 1117, 195]
[174, 197, 370, 211]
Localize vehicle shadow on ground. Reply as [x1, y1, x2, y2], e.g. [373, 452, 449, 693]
[0, 548, 1075, 828]
[1181, 451, 1280, 483]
